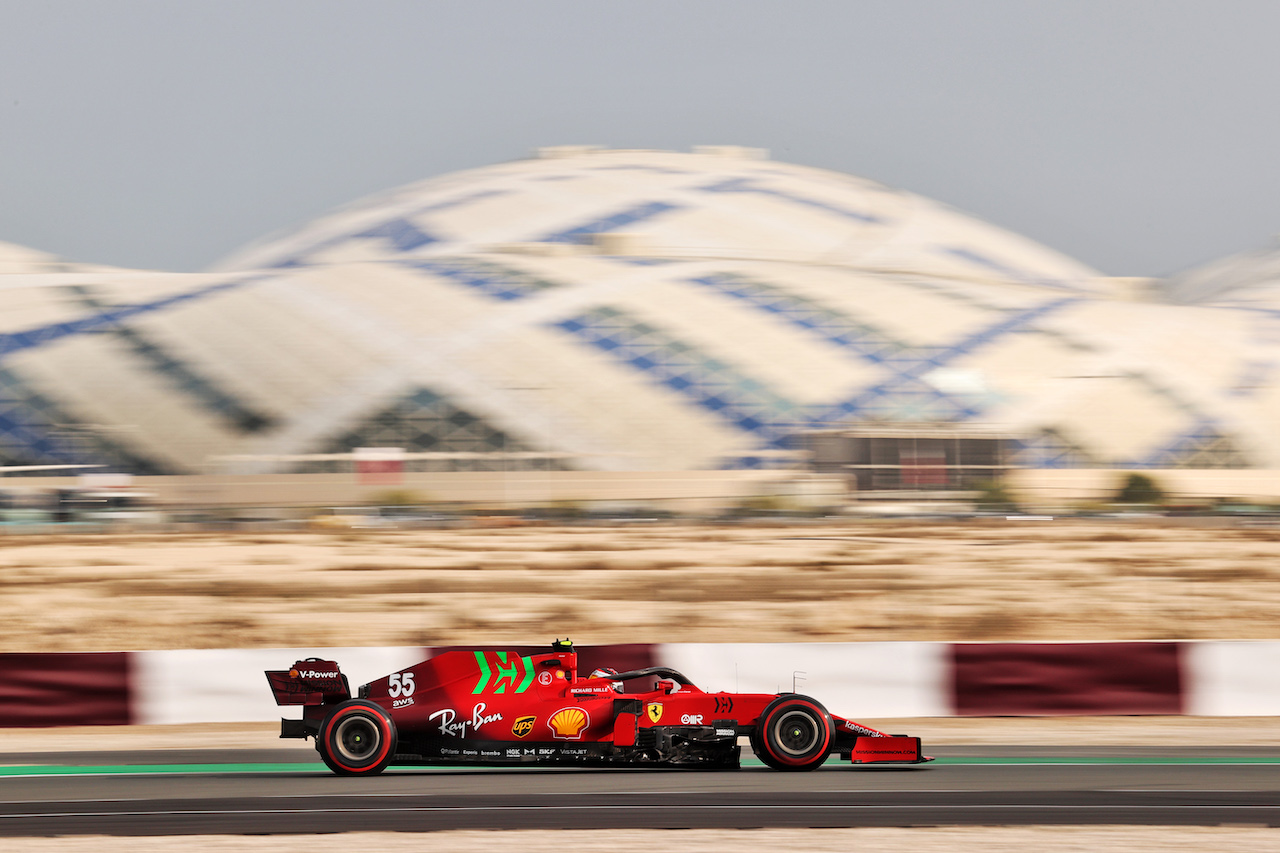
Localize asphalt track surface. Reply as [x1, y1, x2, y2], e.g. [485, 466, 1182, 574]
[2, 746, 1279, 836]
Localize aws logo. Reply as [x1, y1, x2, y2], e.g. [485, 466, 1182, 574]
[511, 716, 536, 738]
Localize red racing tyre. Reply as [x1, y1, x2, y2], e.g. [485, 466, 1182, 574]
[751, 695, 834, 771]
[317, 699, 398, 776]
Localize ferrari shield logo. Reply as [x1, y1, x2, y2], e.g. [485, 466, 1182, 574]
[646, 702, 663, 723]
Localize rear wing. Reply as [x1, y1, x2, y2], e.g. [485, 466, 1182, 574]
[265, 659, 351, 706]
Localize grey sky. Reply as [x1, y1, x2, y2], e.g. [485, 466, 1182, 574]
[3, 0, 1280, 277]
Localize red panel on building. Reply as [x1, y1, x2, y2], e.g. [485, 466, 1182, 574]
[0, 652, 132, 727]
[900, 450, 948, 487]
[354, 447, 404, 485]
[952, 642, 1183, 716]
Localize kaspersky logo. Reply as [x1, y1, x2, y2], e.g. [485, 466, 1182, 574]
[511, 716, 536, 738]
[647, 703, 663, 723]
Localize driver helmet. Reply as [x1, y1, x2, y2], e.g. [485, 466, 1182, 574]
[589, 667, 622, 691]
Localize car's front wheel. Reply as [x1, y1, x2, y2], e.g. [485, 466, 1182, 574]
[317, 699, 397, 776]
[751, 695, 834, 771]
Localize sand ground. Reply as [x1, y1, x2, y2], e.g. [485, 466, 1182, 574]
[0, 518, 1278, 652]
[7, 828, 1280, 853]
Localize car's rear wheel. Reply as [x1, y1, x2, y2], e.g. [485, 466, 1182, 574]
[751, 695, 833, 771]
[317, 699, 397, 776]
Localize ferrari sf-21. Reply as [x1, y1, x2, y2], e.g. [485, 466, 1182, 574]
[266, 639, 932, 775]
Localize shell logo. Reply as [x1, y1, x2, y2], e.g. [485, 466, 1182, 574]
[548, 706, 590, 740]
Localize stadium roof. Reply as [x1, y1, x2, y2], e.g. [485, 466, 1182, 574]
[2, 147, 1277, 477]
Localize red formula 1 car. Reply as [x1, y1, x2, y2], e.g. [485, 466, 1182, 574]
[266, 639, 932, 775]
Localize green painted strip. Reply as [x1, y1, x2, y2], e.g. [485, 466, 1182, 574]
[471, 650, 491, 694]
[3, 755, 1279, 779]
[517, 655, 535, 693]
[0, 762, 328, 777]
[930, 755, 1280, 765]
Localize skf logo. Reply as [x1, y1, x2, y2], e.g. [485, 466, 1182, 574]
[646, 703, 663, 723]
[548, 707, 590, 739]
[511, 716, 536, 738]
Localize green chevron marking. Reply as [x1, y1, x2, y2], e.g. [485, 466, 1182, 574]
[472, 650, 492, 694]
[516, 655, 535, 693]
[493, 651, 519, 694]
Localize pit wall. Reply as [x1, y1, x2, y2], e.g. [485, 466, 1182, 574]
[2, 641, 1278, 728]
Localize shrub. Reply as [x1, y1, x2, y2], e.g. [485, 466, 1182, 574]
[1115, 472, 1164, 504]
[976, 479, 1018, 510]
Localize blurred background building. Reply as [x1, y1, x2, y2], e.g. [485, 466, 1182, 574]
[3, 146, 1280, 511]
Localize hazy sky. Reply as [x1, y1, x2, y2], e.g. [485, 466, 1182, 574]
[4, 0, 1280, 277]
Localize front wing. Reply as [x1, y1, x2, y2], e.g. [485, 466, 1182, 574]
[846, 735, 932, 764]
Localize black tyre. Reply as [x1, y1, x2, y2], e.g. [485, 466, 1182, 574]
[316, 699, 397, 776]
[751, 695, 834, 771]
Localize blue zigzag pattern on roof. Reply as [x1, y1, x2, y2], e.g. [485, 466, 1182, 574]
[0, 275, 264, 364]
[691, 273, 1077, 422]
[1126, 419, 1244, 468]
[1009, 431, 1095, 470]
[539, 201, 681, 244]
[942, 246, 1082, 292]
[405, 259, 561, 301]
[0, 380, 82, 465]
[690, 274, 906, 363]
[0, 367, 152, 469]
[356, 217, 437, 252]
[552, 293, 1079, 464]
[0, 275, 270, 469]
[553, 306, 801, 448]
[267, 192, 507, 268]
[1228, 359, 1275, 398]
[815, 296, 1078, 422]
[65, 286, 275, 434]
[698, 177, 884, 224]
[272, 220, 435, 268]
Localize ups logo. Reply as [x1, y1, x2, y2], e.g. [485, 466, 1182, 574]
[511, 716, 536, 738]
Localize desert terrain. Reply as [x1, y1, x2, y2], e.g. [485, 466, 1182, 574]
[0, 518, 1276, 652]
